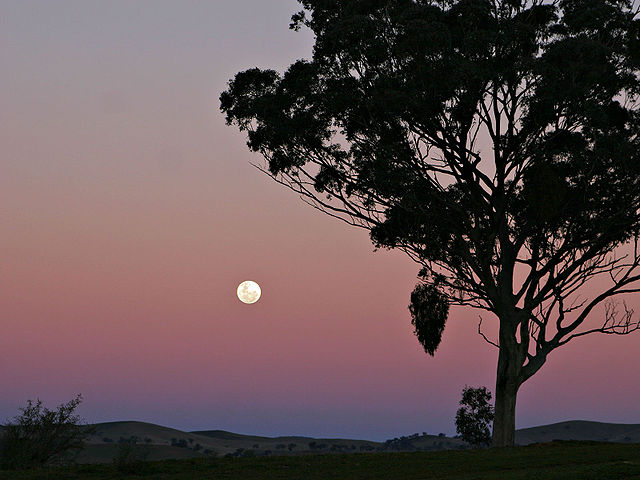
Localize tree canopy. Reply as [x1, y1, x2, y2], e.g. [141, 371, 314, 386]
[1, 395, 91, 469]
[221, 0, 640, 446]
[455, 386, 494, 447]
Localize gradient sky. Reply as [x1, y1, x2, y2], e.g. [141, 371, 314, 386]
[2, 0, 639, 441]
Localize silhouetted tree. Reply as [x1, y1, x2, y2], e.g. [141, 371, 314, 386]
[456, 386, 494, 447]
[0, 395, 92, 469]
[114, 436, 150, 475]
[221, 0, 640, 446]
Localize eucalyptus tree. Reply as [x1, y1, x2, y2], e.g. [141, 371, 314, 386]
[221, 0, 640, 446]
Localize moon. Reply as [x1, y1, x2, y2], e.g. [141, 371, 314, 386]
[237, 280, 261, 304]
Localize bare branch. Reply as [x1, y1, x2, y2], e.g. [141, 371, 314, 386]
[557, 300, 640, 347]
[478, 316, 499, 348]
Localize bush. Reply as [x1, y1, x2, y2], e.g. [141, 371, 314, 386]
[114, 436, 150, 474]
[0, 394, 92, 470]
[455, 386, 494, 447]
[171, 437, 189, 448]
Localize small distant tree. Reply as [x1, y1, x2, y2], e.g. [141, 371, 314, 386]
[114, 436, 150, 474]
[456, 386, 494, 448]
[0, 394, 92, 469]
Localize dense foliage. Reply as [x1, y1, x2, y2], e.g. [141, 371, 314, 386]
[0, 395, 91, 470]
[455, 386, 495, 447]
[409, 283, 449, 355]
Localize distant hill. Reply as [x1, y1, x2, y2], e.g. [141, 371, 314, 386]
[78, 421, 385, 462]
[4, 419, 639, 463]
[90, 420, 215, 447]
[191, 430, 274, 442]
[78, 421, 221, 463]
[515, 421, 640, 445]
[190, 429, 383, 455]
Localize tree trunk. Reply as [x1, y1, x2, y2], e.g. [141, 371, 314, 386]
[492, 326, 523, 447]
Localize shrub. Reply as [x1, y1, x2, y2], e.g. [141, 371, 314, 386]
[114, 436, 150, 474]
[171, 437, 189, 448]
[0, 394, 92, 470]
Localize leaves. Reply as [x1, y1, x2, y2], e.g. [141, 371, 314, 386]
[409, 283, 450, 356]
[1, 395, 92, 470]
[455, 386, 494, 447]
[221, 0, 640, 371]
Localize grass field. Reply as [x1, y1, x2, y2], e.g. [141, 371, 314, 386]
[1, 441, 639, 480]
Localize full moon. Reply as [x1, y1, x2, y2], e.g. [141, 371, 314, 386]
[237, 280, 261, 304]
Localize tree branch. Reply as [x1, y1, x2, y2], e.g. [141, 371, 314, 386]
[478, 316, 500, 348]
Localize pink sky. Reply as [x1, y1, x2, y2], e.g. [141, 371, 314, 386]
[2, 0, 639, 440]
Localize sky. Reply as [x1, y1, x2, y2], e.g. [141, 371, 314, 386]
[2, 0, 639, 441]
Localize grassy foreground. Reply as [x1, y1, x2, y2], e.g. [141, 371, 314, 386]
[1, 441, 639, 480]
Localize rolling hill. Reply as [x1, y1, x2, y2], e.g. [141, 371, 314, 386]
[79, 421, 385, 462]
[7, 419, 640, 463]
[515, 420, 640, 445]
